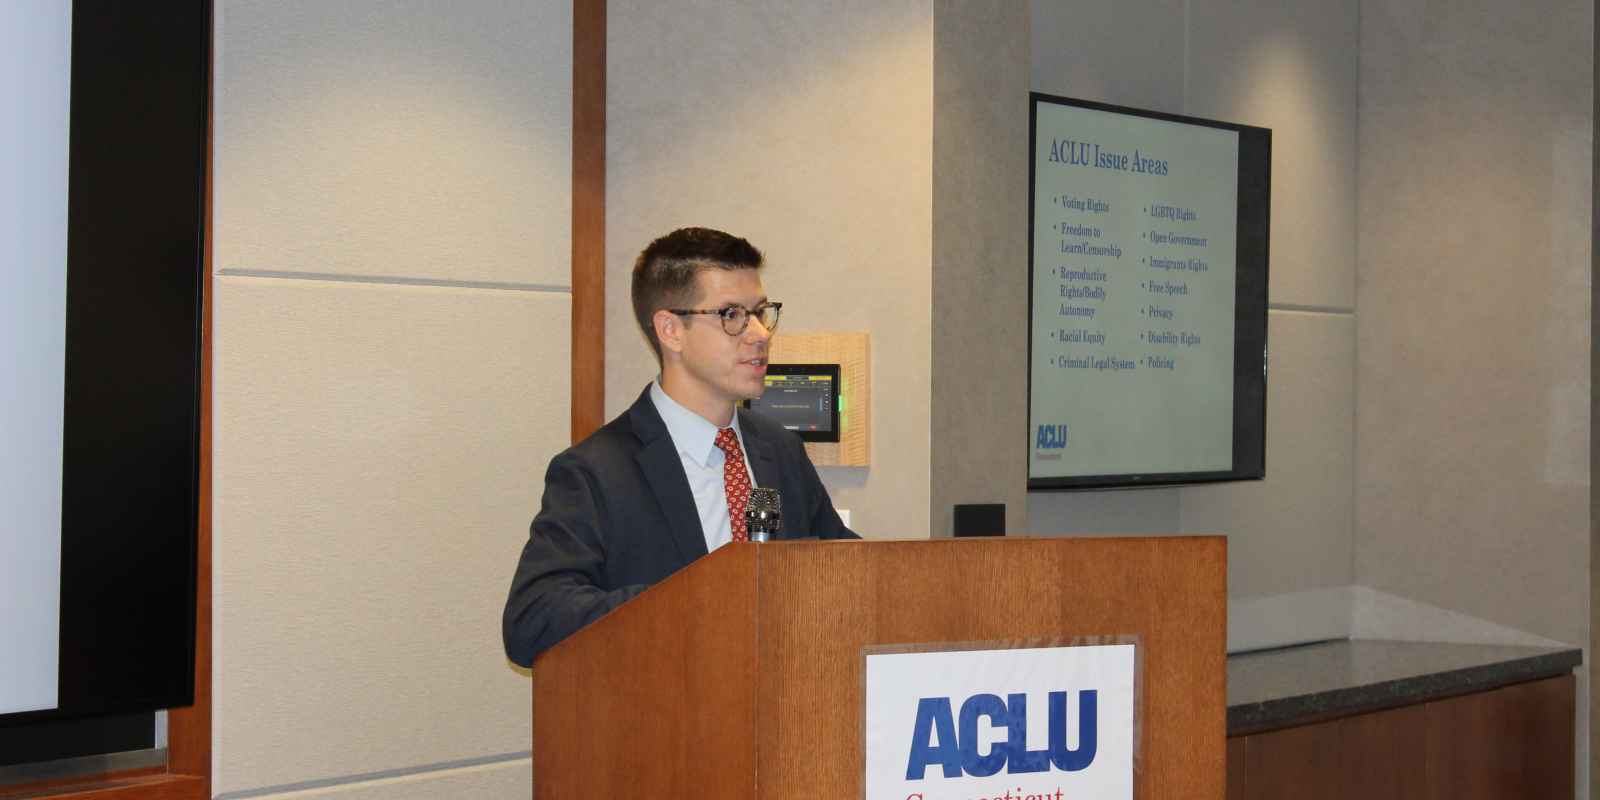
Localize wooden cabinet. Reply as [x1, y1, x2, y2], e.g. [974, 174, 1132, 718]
[1227, 675, 1574, 799]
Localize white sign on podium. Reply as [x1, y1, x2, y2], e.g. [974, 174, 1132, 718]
[864, 643, 1137, 800]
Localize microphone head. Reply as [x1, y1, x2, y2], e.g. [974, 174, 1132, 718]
[747, 487, 780, 515]
[745, 487, 782, 540]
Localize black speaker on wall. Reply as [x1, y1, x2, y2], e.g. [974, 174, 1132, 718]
[953, 504, 1005, 538]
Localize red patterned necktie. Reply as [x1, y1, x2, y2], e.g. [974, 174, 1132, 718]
[714, 427, 751, 542]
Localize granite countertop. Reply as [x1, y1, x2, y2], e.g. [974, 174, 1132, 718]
[1226, 638, 1583, 736]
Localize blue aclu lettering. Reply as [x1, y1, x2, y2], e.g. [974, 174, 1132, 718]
[1035, 424, 1068, 450]
[905, 691, 1098, 779]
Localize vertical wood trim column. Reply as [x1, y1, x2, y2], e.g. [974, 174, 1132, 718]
[165, 29, 214, 791]
[571, 0, 607, 443]
[10, 10, 217, 800]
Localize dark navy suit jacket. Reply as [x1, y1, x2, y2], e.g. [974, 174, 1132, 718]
[502, 385, 858, 666]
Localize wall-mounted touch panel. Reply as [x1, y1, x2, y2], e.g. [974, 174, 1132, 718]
[767, 332, 869, 467]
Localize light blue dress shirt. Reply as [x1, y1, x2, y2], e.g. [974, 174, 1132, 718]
[649, 380, 757, 552]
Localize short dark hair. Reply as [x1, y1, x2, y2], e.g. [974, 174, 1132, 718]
[631, 227, 764, 361]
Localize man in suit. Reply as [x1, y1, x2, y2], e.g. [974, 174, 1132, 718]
[503, 227, 858, 667]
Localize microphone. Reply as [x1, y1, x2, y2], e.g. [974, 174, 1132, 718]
[745, 488, 781, 542]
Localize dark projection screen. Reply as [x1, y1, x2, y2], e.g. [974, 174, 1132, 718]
[0, 1, 209, 733]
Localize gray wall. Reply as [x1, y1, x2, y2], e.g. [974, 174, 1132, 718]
[604, 0, 935, 540]
[1025, 0, 1591, 787]
[1355, 0, 1592, 786]
[1027, 0, 1362, 626]
[1355, 0, 1591, 669]
[931, 0, 1031, 539]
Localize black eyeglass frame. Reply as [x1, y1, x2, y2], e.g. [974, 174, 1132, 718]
[667, 301, 783, 336]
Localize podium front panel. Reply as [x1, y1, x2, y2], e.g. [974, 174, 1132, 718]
[754, 537, 1225, 800]
[531, 536, 1225, 800]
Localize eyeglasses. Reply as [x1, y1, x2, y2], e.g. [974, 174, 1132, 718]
[668, 301, 783, 336]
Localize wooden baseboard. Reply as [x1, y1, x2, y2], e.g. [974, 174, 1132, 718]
[0, 772, 204, 800]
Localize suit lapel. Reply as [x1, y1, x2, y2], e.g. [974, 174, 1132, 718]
[629, 388, 709, 563]
[738, 410, 785, 528]
[736, 409, 787, 534]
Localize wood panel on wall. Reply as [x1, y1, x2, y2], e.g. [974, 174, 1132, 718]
[571, 0, 606, 443]
[165, 71, 215, 789]
[1235, 702, 1428, 800]
[765, 332, 869, 467]
[1239, 719, 1346, 800]
[1230, 675, 1575, 799]
[1425, 676, 1575, 799]
[1225, 737, 1246, 800]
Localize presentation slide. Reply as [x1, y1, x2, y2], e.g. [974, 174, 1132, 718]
[0, 0, 70, 716]
[1030, 101, 1239, 480]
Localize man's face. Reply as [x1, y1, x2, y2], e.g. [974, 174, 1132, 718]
[663, 268, 772, 418]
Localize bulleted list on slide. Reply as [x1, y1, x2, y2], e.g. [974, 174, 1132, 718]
[1030, 104, 1238, 479]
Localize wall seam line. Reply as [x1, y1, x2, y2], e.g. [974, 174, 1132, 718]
[1267, 303, 1356, 316]
[1350, 0, 1364, 622]
[211, 751, 531, 799]
[216, 268, 573, 295]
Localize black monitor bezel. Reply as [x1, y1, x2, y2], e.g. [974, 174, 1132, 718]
[0, 0, 209, 729]
[744, 363, 842, 443]
[1027, 91, 1269, 491]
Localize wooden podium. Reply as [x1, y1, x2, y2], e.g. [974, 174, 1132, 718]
[532, 537, 1226, 799]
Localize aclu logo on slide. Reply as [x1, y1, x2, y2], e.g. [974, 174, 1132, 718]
[905, 690, 1097, 780]
[1035, 423, 1068, 450]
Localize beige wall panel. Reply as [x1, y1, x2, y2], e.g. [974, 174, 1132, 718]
[1026, 487, 1181, 535]
[1355, 0, 1590, 648]
[230, 758, 529, 800]
[212, 279, 566, 794]
[604, 0, 934, 538]
[1187, 0, 1359, 310]
[215, 0, 571, 287]
[1351, 586, 1569, 648]
[1229, 586, 1354, 653]
[1030, 0, 1186, 113]
[931, 0, 1030, 538]
[1181, 310, 1355, 598]
[765, 332, 870, 467]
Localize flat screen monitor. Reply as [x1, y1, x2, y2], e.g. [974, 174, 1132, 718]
[1, 0, 209, 730]
[1028, 93, 1269, 490]
[745, 364, 841, 443]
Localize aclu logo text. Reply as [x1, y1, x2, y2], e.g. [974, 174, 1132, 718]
[906, 690, 1097, 779]
[1035, 424, 1068, 450]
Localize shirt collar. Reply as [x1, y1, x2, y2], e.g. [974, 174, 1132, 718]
[649, 379, 742, 469]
